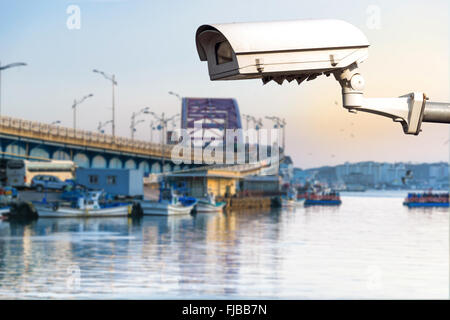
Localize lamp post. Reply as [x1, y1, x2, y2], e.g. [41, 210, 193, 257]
[148, 111, 180, 172]
[130, 107, 150, 140]
[131, 119, 145, 140]
[97, 120, 113, 134]
[266, 116, 286, 153]
[93, 69, 117, 138]
[242, 114, 254, 130]
[168, 91, 182, 101]
[149, 120, 154, 143]
[72, 93, 94, 130]
[50, 120, 61, 126]
[0, 61, 27, 116]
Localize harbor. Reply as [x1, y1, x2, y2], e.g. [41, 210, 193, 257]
[0, 191, 447, 299]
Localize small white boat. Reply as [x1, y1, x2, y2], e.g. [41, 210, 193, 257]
[0, 187, 15, 218]
[281, 187, 304, 208]
[34, 191, 131, 218]
[282, 199, 296, 208]
[196, 193, 226, 213]
[139, 200, 194, 216]
[0, 206, 11, 215]
[139, 187, 195, 216]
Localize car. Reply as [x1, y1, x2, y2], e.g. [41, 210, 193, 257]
[31, 175, 71, 192]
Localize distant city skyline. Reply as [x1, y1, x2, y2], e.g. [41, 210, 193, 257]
[0, 0, 448, 168]
[293, 160, 449, 190]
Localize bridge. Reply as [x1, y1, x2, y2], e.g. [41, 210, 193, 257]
[181, 97, 242, 145]
[0, 98, 248, 175]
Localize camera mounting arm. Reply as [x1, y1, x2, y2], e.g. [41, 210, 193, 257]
[334, 63, 450, 135]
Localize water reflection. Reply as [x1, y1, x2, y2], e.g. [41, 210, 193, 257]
[0, 194, 448, 299]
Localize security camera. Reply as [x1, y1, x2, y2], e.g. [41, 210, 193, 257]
[196, 19, 450, 135]
[196, 19, 369, 84]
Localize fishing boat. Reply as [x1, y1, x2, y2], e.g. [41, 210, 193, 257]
[195, 193, 226, 213]
[0, 206, 10, 218]
[403, 192, 449, 208]
[0, 186, 17, 218]
[304, 191, 342, 206]
[282, 187, 304, 208]
[139, 187, 196, 216]
[33, 190, 132, 218]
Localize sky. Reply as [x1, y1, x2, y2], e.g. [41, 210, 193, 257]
[0, 0, 448, 168]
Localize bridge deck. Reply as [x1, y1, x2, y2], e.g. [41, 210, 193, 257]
[0, 115, 175, 159]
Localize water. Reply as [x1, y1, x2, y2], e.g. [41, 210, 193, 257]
[0, 191, 448, 299]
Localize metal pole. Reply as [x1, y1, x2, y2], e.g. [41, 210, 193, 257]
[150, 120, 154, 143]
[131, 112, 135, 140]
[112, 74, 116, 138]
[161, 113, 165, 172]
[423, 102, 450, 124]
[0, 61, 2, 117]
[73, 100, 76, 130]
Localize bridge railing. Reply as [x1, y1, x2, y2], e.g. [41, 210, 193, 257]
[0, 116, 274, 165]
[0, 115, 186, 160]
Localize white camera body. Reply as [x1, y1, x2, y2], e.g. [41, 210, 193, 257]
[196, 19, 370, 82]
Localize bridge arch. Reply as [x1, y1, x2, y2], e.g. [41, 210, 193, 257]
[29, 147, 50, 160]
[173, 165, 181, 172]
[53, 150, 70, 160]
[5, 143, 26, 157]
[124, 159, 136, 169]
[92, 155, 107, 168]
[138, 161, 150, 175]
[163, 163, 172, 173]
[73, 153, 90, 168]
[151, 163, 161, 174]
[109, 157, 122, 169]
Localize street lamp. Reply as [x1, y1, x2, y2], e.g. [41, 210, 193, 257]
[266, 116, 286, 153]
[72, 93, 94, 130]
[97, 120, 113, 134]
[93, 69, 117, 138]
[0, 61, 27, 116]
[50, 120, 61, 126]
[148, 111, 180, 172]
[242, 114, 254, 130]
[168, 91, 182, 101]
[131, 119, 145, 140]
[130, 107, 150, 140]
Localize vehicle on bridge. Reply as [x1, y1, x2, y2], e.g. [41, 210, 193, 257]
[0, 159, 75, 188]
[31, 175, 72, 192]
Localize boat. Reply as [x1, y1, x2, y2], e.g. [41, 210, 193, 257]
[0, 186, 17, 218]
[33, 190, 132, 218]
[403, 192, 449, 208]
[195, 193, 226, 213]
[304, 191, 342, 206]
[0, 206, 10, 215]
[281, 187, 304, 208]
[139, 187, 196, 216]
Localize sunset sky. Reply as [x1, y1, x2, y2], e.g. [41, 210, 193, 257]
[0, 0, 448, 168]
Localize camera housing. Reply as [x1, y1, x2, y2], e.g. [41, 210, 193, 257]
[195, 19, 370, 84]
[196, 19, 450, 135]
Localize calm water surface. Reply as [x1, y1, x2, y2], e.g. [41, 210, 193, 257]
[0, 191, 448, 299]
